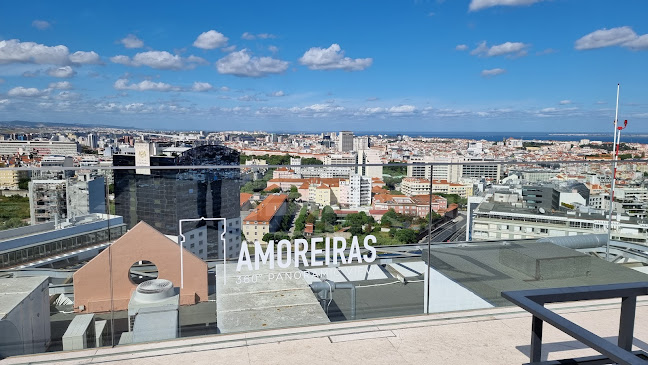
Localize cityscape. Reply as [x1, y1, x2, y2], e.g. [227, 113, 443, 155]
[1, 0, 648, 364]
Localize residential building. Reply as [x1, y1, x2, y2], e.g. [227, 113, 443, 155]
[401, 178, 473, 198]
[242, 194, 288, 243]
[28, 180, 67, 225]
[339, 174, 371, 208]
[372, 194, 447, 218]
[0, 169, 28, 190]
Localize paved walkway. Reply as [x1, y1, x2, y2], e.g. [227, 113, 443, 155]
[5, 298, 648, 365]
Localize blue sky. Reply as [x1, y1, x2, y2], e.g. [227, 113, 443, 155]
[0, 0, 647, 133]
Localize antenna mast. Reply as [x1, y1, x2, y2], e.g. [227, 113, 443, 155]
[605, 84, 628, 261]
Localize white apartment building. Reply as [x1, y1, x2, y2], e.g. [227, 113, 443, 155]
[339, 175, 371, 208]
[472, 198, 647, 245]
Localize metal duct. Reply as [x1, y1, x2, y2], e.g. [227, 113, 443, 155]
[537, 234, 607, 249]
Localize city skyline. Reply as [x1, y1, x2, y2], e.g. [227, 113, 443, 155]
[0, 0, 647, 132]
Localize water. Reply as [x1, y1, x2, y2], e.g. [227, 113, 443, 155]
[355, 131, 648, 144]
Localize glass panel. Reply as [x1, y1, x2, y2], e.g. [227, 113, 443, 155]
[0, 152, 647, 357]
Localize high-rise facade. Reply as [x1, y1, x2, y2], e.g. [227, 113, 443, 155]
[338, 131, 354, 152]
[113, 144, 241, 259]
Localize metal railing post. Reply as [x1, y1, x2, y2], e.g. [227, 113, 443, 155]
[531, 315, 543, 363]
[618, 296, 637, 351]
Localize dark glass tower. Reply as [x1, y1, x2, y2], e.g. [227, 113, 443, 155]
[113, 144, 241, 259]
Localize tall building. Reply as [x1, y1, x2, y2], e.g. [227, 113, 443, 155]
[338, 131, 354, 152]
[28, 175, 106, 225]
[87, 134, 98, 149]
[113, 144, 241, 259]
[66, 175, 106, 219]
[28, 180, 66, 225]
[353, 136, 370, 151]
[356, 149, 383, 179]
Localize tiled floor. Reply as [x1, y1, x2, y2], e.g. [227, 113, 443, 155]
[4, 299, 648, 365]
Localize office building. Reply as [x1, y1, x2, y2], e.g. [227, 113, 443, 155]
[113, 144, 241, 260]
[0, 140, 78, 156]
[337, 131, 354, 152]
[0, 214, 126, 270]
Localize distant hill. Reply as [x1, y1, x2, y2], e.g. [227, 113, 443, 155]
[0, 120, 133, 130]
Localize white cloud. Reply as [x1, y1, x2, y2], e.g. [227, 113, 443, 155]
[481, 68, 506, 77]
[219, 86, 230, 92]
[624, 34, 648, 50]
[32, 20, 51, 30]
[268, 90, 285, 97]
[193, 30, 228, 49]
[7, 86, 46, 97]
[0, 39, 69, 65]
[388, 105, 416, 114]
[186, 55, 209, 65]
[241, 32, 277, 40]
[49, 81, 72, 90]
[22, 71, 40, 77]
[192, 82, 213, 92]
[132, 51, 184, 69]
[69, 51, 101, 64]
[471, 41, 528, 57]
[110, 51, 205, 70]
[114, 79, 178, 92]
[575, 26, 640, 50]
[47, 66, 76, 78]
[299, 44, 372, 71]
[221, 45, 237, 52]
[120, 34, 144, 49]
[268, 45, 279, 54]
[559, 100, 572, 105]
[455, 44, 468, 51]
[110, 55, 131, 65]
[469, 0, 545, 11]
[216, 49, 289, 77]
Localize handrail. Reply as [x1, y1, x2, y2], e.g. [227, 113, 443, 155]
[502, 282, 648, 364]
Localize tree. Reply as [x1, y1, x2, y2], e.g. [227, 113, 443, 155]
[394, 229, 417, 244]
[349, 225, 363, 236]
[321, 206, 337, 225]
[306, 213, 317, 224]
[301, 157, 323, 165]
[262, 232, 275, 242]
[18, 178, 30, 190]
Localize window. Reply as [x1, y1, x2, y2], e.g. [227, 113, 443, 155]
[190, 234, 195, 239]
[199, 249, 203, 254]
[199, 232, 203, 237]
[190, 243, 195, 248]
[199, 240, 203, 245]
